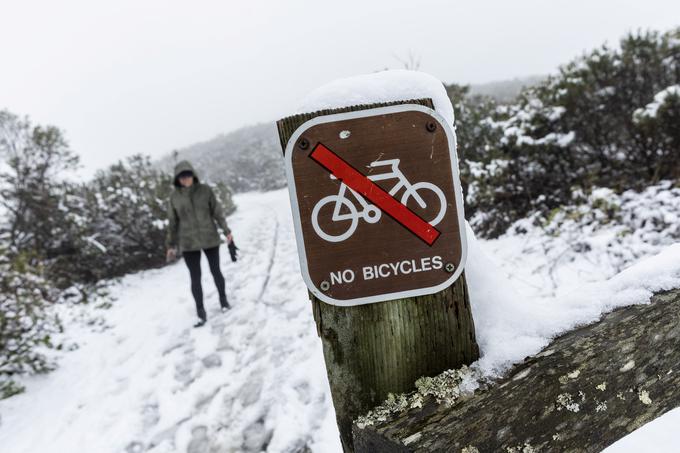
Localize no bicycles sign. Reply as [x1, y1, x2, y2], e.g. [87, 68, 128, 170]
[284, 104, 467, 306]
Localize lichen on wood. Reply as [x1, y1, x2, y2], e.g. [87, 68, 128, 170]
[353, 288, 680, 453]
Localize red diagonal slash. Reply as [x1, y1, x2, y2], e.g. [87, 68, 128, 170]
[310, 143, 441, 246]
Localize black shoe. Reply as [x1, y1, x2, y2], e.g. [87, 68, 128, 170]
[221, 306, 231, 313]
[193, 318, 207, 328]
[220, 296, 231, 311]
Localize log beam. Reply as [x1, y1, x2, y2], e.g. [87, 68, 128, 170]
[354, 288, 680, 453]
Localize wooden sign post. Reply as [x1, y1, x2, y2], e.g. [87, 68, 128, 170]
[277, 98, 479, 452]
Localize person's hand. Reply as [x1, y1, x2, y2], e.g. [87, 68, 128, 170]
[226, 233, 234, 244]
[166, 248, 177, 262]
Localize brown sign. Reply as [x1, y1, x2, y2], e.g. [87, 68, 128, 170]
[284, 104, 467, 306]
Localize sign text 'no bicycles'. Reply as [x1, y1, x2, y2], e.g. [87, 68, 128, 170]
[284, 105, 467, 306]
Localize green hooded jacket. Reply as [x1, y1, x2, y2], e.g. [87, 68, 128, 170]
[166, 160, 231, 252]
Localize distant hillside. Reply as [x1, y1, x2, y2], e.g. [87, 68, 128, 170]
[157, 122, 285, 193]
[469, 75, 544, 102]
[156, 76, 542, 193]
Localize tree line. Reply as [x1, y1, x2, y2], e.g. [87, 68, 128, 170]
[451, 27, 680, 237]
[0, 111, 235, 398]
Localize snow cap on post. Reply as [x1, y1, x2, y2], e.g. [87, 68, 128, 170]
[285, 70, 467, 306]
[297, 69, 456, 127]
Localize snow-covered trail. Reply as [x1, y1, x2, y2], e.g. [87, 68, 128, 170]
[0, 189, 341, 453]
[1, 187, 679, 453]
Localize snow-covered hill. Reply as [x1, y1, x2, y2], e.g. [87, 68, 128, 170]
[156, 123, 286, 194]
[1, 187, 679, 453]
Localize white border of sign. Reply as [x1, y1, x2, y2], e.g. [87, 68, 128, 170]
[284, 104, 468, 306]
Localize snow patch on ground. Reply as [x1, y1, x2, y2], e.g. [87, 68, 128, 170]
[468, 226, 680, 377]
[479, 181, 680, 299]
[470, 182, 680, 376]
[603, 407, 680, 452]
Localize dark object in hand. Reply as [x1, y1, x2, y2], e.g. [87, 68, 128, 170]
[228, 240, 239, 262]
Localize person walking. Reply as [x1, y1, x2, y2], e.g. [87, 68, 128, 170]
[165, 160, 233, 328]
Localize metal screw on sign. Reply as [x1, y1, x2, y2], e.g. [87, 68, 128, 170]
[298, 137, 310, 150]
[426, 121, 437, 132]
[320, 280, 331, 291]
[445, 263, 455, 273]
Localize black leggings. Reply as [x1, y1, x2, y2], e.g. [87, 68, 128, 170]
[183, 246, 227, 320]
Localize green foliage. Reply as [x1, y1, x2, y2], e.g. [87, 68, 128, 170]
[63, 154, 237, 283]
[64, 154, 175, 283]
[0, 110, 80, 261]
[446, 83, 504, 220]
[1, 111, 239, 394]
[0, 248, 59, 399]
[0, 380, 26, 399]
[213, 181, 237, 217]
[449, 27, 680, 237]
[2, 115, 239, 289]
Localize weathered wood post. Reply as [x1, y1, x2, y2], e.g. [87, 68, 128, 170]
[277, 97, 479, 452]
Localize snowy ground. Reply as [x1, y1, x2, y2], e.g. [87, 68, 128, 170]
[1, 187, 679, 453]
[0, 190, 340, 453]
[479, 181, 680, 300]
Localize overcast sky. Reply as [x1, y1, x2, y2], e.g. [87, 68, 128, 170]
[1, 0, 679, 177]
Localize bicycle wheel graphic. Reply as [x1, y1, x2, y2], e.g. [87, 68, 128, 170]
[311, 195, 359, 242]
[401, 182, 447, 226]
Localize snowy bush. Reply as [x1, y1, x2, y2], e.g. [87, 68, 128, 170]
[0, 111, 76, 394]
[487, 180, 680, 294]
[0, 248, 60, 399]
[453, 27, 680, 237]
[0, 110, 80, 264]
[539, 181, 680, 270]
[67, 154, 236, 282]
[63, 155, 176, 283]
[445, 83, 504, 220]
[1, 111, 238, 393]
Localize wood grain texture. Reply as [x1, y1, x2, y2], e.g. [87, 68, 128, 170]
[277, 99, 479, 452]
[353, 289, 680, 453]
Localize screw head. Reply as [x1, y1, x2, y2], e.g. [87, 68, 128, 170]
[426, 121, 437, 132]
[320, 280, 331, 291]
[445, 263, 455, 273]
[298, 137, 310, 150]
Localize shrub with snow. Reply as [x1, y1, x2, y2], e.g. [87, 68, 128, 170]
[458, 28, 680, 237]
[1, 111, 238, 391]
[0, 247, 59, 399]
[72, 154, 236, 282]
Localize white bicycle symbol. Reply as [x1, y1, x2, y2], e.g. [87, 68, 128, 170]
[311, 159, 447, 242]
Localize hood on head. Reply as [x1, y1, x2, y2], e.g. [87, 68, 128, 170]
[173, 160, 200, 187]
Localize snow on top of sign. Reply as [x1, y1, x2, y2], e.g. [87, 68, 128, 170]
[297, 70, 455, 127]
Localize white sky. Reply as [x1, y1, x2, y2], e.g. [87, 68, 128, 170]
[1, 0, 679, 177]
